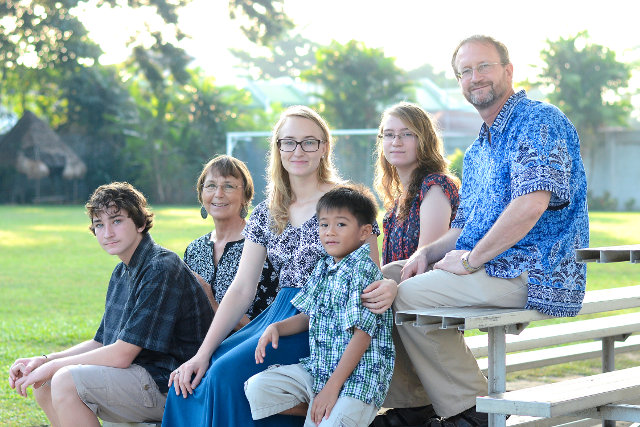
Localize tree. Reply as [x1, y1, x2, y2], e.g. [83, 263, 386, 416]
[120, 68, 253, 203]
[407, 63, 458, 88]
[300, 41, 410, 189]
[0, 0, 196, 202]
[537, 32, 632, 158]
[229, 0, 293, 46]
[231, 33, 318, 79]
[301, 40, 411, 129]
[1, 0, 100, 122]
[0, 0, 191, 119]
[0, 0, 295, 203]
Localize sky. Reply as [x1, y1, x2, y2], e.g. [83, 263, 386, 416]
[75, 0, 639, 89]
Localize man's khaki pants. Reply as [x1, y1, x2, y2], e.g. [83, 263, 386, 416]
[381, 260, 528, 418]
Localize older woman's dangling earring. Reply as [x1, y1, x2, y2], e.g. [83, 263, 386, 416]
[200, 206, 208, 219]
[240, 204, 248, 219]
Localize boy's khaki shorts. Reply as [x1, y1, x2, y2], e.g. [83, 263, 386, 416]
[245, 363, 379, 426]
[69, 363, 166, 423]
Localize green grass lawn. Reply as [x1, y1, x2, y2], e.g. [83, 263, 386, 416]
[1, 206, 639, 426]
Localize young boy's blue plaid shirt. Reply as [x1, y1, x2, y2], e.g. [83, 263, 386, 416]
[291, 243, 394, 407]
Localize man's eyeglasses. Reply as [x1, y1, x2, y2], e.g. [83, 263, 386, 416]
[378, 131, 416, 142]
[456, 62, 505, 80]
[202, 183, 241, 194]
[277, 138, 323, 152]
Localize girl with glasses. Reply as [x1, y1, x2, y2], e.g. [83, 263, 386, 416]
[370, 102, 460, 426]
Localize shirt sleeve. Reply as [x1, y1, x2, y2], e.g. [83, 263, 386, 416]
[451, 180, 467, 229]
[244, 201, 270, 247]
[372, 220, 381, 237]
[94, 315, 105, 344]
[116, 253, 186, 353]
[183, 238, 197, 268]
[510, 105, 573, 207]
[342, 260, 385, 337]
[291, 259, 325, 316]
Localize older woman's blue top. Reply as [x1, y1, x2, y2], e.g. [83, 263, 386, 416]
[451, 90, 589, 317]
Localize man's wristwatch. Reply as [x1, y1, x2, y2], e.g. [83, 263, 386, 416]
[461, 251, 482, 273]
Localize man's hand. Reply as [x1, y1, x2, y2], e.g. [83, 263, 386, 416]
[400, 248, 430, 281]
[9, 355, 47, 391]
[310, 384, 339, 425]
[168, 353, 210, 398]
[361, 279, 397, 314]
[255, 324, 280, 364]
[434, 250, 473, 275]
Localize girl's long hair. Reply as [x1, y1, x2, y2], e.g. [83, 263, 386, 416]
[267, 106, 341, 234]
[374, 102, 460, 220]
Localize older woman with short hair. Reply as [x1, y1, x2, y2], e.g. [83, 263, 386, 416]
[184, 155, 279, 327]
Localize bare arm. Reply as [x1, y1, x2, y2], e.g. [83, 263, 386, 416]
[361, 186, 453, 312]
[9, 339, 102, 390]
[271, 313, 310, 336]
[366, 233, 381, 268]
[434, 190, 551, 274]
[417, 185, 453, 248]
[193, 271, 216, 309]
[359, 223, 390, 314]
[255, 314, 310, 364]
[196, 240, 266, 357]
[169, 240, 266, 397]
[13, 340, 141, 397]
[310, 328, 371, 424]
[193, 271, 250, 331]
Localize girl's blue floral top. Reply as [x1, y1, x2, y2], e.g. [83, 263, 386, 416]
[452, 90, 589, 317]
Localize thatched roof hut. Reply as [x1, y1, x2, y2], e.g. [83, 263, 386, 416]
[0, 110, 87, 180]
[0, 111, 87, 203]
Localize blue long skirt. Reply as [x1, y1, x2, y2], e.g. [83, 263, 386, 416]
[162, 287, 309, 427]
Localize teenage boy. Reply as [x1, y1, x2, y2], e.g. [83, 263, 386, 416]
[244, 185, 394, 427]
[9, 182, 214, 426]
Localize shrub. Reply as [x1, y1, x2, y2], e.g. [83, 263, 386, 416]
[448, 148, 464, 181]
[587, 191, 618, 211]
[624, 198, 636, 211]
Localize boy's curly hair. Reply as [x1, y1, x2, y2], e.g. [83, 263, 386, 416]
[85, 182, 154, 234]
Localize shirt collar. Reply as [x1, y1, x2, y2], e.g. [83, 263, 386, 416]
[479, 89, 527, 139]
[126, 233, 155, 277]
[322, 242, 371, 271]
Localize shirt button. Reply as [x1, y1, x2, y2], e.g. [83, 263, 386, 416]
[143, 384, 150, 390]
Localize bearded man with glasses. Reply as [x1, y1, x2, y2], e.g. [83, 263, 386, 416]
[378, 35, 589, 427]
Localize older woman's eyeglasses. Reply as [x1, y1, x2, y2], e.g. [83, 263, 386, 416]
[277, 138, 323, 152]
[378, 131, 416, 142]
[456, 62, 504, 80]
[202, 183, 241, 194]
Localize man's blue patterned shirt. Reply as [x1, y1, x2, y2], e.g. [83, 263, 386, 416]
[451, 90, 589, 316]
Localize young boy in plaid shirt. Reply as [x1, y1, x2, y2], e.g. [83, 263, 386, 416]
[245, 184, 394, 426]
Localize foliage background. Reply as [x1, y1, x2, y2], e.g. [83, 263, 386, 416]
[1, 2, 636, 207]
